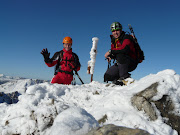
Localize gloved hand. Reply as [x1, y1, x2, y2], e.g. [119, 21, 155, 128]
[41, 48, 50, 60]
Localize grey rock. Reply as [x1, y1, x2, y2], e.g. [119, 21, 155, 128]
[131, 82, 180, 134]
[131, 83, 158, 120]
[0, 91, 20, 104]
[153, 95, 180, 135]
[86, 124, 150, 135]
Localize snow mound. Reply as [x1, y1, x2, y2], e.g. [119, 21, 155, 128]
[0, 69, 180, 135]
[0, 83, 98, 135]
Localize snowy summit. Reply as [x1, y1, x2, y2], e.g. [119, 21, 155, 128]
[0, 69, 180, 135]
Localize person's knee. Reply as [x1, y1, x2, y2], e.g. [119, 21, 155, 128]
[104, 73, 117, 82]
[129, 63, 137, 72]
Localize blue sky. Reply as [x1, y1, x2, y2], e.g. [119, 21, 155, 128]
[0, 0, 180, 84]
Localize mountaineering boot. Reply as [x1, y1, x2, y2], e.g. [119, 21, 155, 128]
[112, 79, 124, 86]
[122, 78, 135, 85]
[112, 73, 131, 86]
[113, 75, 134, 86]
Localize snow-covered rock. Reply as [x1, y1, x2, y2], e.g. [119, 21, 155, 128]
[0, 69, 180, 135]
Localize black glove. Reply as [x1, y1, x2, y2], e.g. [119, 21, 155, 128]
[41, 48, 50, 60]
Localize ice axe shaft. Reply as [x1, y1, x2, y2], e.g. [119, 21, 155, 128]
[128, 24, 137, 43]
[75, 71, 84, 84]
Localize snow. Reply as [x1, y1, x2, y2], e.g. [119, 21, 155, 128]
[49, 107, 98, 135]
[87, 37, 99, 74]
[0, 69, 180, 135]
[0, 77, 47, 93]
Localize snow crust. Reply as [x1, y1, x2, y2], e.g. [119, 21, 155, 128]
[0, 77, 47, 93]
[0, 69, 180, 135]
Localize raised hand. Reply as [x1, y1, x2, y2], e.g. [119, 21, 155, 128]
[41, 48, 50, 59]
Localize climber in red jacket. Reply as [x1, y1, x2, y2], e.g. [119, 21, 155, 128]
[104, 22, 138, 85]
[41, 36, 81, 85]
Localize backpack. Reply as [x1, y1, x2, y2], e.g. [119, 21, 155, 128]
[124, 34, 145, 63]
[134, 41, 144, 63]
[126, 25, 145, 63]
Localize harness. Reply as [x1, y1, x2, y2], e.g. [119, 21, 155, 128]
[54, 50, 78, 75]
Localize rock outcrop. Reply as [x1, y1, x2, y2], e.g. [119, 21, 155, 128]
[0, 91, 20, 104]
[86, 124, 150, 135]
[131, 82, 180, 134]
[154, 95, 180, 134]
[131, 82, 158, 121]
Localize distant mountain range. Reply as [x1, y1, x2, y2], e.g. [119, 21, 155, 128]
[0, 74, 49, 93]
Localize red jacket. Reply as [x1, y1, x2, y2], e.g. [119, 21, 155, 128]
[110, 32, 136, 61]
[45, 48, 80, 84]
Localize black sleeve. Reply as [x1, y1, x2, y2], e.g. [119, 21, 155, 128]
[111, 45, 130, 55]
[45, 51, 60, 63]
[73, 53, 81, 68]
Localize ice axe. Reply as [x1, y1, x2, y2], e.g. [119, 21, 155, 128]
[74, 70, 84, 84]
[69, 63, 84, 84]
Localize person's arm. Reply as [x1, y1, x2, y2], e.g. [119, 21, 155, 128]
[111, 39, 132, 55]
[68, 53, 81, 71]
[111, 45, 130, 54]
[41, 48, 59, 67]
[104, 50, 112, 62]
[104, 50, 111, 58]
[45, 52, 59, 67]
[74, 54, 81, 71]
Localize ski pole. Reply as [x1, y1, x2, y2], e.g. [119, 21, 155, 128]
[105, 58, 111, 83]
[74, 70, 84, 84]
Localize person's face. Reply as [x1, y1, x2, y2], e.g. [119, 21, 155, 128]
[112, 30, 121, 39]
[63, 43, 72, 51]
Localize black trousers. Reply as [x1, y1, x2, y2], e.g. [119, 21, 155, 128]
[104, 57, 137, 82]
